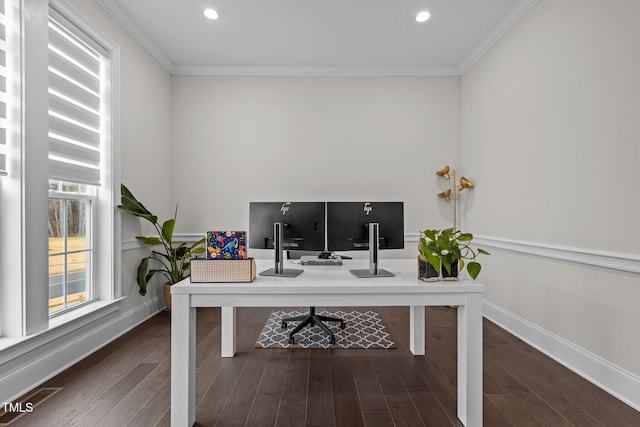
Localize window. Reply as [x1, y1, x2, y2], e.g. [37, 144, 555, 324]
[1, 0, 119, 345]
[48, 180, 95, 314]
[0, 0, 8, 177]
[0, 0, 8, 338]
[46, 3, 118, 317]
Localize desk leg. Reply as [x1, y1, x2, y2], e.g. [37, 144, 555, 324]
[171, 294, 196, 427]
[409, 305, 425, 356]
[457, 293, 483, 427]
[221, 306, 236, 357]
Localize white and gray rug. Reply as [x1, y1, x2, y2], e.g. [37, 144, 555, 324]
[256, 310, 395, 349]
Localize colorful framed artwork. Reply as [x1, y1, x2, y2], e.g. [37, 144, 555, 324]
[206, 231, 247, 260]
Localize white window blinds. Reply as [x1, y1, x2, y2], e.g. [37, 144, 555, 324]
[48, 8, 108, 186]
[0, 0, 8, 176]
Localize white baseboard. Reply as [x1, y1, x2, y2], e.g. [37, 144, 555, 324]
[484, 300, 640, 411]
[0, 295, 165, 403]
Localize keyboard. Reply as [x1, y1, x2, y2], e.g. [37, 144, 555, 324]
[300, 256, 343, 266]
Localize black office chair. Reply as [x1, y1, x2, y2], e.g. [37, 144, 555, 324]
[282, 251, 346, 344]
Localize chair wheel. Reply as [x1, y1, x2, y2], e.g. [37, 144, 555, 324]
[340, 322, 346, 330]
[288, 336, 295, 344]
[281, 322, 288, 329]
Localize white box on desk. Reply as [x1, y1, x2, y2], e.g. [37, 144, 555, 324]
[190, 258, 256, 283]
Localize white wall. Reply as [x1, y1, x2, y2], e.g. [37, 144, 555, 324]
[462, 0, 640, 380]
[170, 75, 461, 258]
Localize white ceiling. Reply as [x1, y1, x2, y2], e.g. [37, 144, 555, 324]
[96, 0, 537, 75]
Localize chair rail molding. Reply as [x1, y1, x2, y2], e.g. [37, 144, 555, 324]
[473, 235, 640, 274]
[125, 233, 640, 274]
[125, 233, 422, 251]
[121, 234, 205, 251]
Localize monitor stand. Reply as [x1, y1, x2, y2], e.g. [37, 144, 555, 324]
[350, 223, 395, 278]
[259, 222, 303, 277]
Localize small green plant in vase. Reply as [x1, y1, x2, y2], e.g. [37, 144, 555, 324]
[418, 228, 489, 280]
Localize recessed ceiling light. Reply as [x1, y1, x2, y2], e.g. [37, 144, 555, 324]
[203, 8, 219, 20]
[416, 11, 431, 23]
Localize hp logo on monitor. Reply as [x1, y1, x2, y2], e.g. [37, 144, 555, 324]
[280, 202, 291, 215]
[363, 202, 372, 215]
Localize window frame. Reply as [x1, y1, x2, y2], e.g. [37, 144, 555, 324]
[46, 0, 122, 310]
[0, 0, 8, 178]
[0, 0, 121, 351]
[0, 0, 9, 338]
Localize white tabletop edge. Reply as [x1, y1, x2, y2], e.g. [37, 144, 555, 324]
[172, 259, 484, 294]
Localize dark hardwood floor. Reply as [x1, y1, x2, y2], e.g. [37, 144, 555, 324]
[6, 306, 640, 426]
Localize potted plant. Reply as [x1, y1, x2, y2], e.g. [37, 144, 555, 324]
[418, 228, 489, 281]
[117, 184, 205, 309]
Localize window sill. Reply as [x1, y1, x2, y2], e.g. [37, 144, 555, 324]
[0, 298, 124, 365]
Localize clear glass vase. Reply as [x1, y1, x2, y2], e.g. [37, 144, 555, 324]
[442, 260, 459, 281]
[418, 255, 440, 281]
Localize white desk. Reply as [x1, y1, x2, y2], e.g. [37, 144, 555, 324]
[171, 259, 483, 427]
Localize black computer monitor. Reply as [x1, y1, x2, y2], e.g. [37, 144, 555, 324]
[249, 202, 325, 276]
[327, 202, 404, 277]
[249, 202, 325, 250]
[327, 202, 404, 251]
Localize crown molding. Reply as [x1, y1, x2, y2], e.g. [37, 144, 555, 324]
[93, 0, 459, 77]
[96, 0, 538, 77]
[458, 0, 539, 74]
[171, 64, 460, 77]
[95, 0, 174, 73]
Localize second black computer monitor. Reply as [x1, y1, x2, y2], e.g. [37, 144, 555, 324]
[326, 202, 405, 252]
[327, 202, 404, 277]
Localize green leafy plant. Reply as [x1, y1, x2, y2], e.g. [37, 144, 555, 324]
[117, 184, 205, 296]
[418, 228, 489, 280]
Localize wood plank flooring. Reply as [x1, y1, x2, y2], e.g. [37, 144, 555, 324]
[7, 306, 640, 426]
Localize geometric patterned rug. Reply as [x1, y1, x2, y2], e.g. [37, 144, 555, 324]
[256, 310, 395, 349]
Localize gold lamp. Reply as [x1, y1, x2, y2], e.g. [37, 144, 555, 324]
[435, 165, 475, 229]
[437, 189, 451, 203]
[435, 165, 451, 180]
[457, 177, 475, 191]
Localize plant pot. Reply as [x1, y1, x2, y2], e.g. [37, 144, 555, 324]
[442, 260, 459, 281]
[418, 255, 440, 281]
[163, 282, 172, 311]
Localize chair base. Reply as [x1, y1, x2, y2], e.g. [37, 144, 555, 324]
[281, 307, 345, 344]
